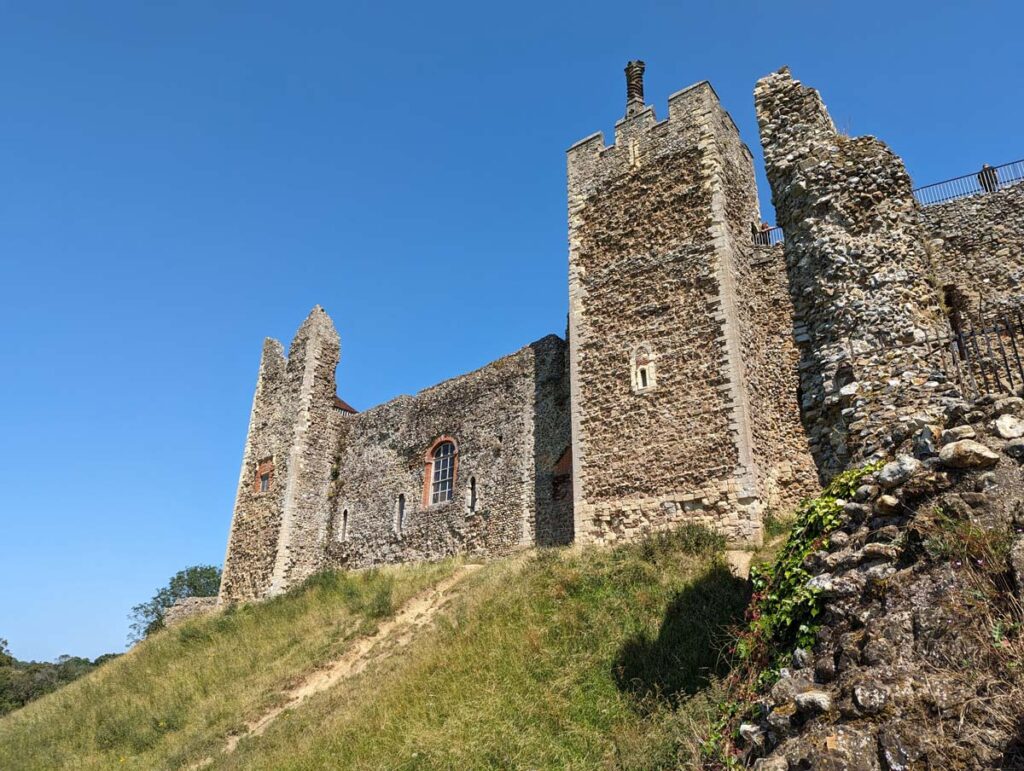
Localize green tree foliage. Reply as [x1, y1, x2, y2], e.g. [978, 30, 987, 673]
[0, 640, 116, 717]
[128, 564, 222, 643]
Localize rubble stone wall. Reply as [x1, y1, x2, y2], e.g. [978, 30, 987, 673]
[739, 243, 823, 513]
[324, 335, 572, 569]
[567, 82, 774, 546]
[219, 338, 292, 602]
[920, 182, 1024, 315]
[755, 68, 951, 480]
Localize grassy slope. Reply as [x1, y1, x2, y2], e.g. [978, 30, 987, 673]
[0, 561, 455, 770]
[0, 528, 752, 770]
[222, 528, 749, 770]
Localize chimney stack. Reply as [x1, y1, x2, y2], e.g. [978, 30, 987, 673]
[625, 60, 646, 116]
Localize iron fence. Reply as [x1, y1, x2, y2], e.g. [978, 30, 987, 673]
[912, 159, 1024, 207]
[751, 225, 784, 246]
[846, 307, 1024, 402]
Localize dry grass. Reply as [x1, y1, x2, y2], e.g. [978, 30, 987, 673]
[216, 526, 749, 770]
[0, 560, 455, 770]
[0, 526, 755, 770]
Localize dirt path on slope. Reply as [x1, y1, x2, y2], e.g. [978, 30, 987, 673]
[195, 564, 481, 766]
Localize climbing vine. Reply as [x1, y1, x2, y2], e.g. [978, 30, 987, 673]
[703, 461, 882, 768]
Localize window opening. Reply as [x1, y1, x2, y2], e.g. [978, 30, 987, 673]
[430, 442, 456, 504]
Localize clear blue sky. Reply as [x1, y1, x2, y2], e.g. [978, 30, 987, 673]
[1, 1, 1020, 661]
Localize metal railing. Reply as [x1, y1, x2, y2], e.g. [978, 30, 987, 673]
[913, 159, 1024, 207]
[852, 305, 1024, 402]
[751, 225, 784, 247]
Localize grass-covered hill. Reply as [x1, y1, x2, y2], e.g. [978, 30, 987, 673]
[0, 526, 751, 770]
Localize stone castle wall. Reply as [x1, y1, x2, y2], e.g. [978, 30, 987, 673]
[755, 68, 952, 480]
[325, 335, 572, 570]
[219, 63, 1023, 604]
[566, 79, 817, 547]
[920, 182, 1024, 315]
[220, 307, 343, 602]
[738, 242, 822, 513]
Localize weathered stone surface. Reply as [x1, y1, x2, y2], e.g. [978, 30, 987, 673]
[755, 67, 950, 478]
[878, 456, 920, 489]
[795, 689, 832, 714]
[995, 413, 1024, 439]
[938, 439, 1000, 469]
[221, 311, 573, 600]
[164, 597, 217, 627]
[921, 183, 1024, 317]
[567, 76, 818, 548]
[942, 424, 977, 443]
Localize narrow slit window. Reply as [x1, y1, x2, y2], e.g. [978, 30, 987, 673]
[259, 473, 270, 492]
[639, 368, 648, 388]
[430, 442, 456, 504]
[469, 477, 477, 513]
[341, 509, 349, 542]
[396, 495, 405, 536]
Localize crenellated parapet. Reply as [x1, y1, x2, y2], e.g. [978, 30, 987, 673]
[567, 63, 818, 548]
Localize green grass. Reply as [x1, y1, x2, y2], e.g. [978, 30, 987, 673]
[0, 526, 751, 770]
[220, 526, 749, 770]
[0, 561, 455, 770]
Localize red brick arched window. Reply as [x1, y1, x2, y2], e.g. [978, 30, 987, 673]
[422, 436, 458, 506]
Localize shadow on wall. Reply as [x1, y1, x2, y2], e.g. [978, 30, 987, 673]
[612, 562, 750, 707]
[531, 337, 575, 548]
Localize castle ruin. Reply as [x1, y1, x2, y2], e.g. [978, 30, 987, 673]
[218, 63, 1024, 603]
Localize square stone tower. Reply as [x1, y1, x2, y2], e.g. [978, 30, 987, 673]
[567, 63, 817, 546]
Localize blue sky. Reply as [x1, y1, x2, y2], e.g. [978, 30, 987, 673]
[1, 1, 1021, 661]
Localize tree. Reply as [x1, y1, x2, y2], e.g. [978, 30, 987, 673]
[128, 564, 222, 643]
[0, 639, 13, 668]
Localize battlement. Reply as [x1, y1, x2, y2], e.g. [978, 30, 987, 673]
[567, 73, 752, 203]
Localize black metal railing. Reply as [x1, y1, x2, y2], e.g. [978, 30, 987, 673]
[751, 225, 784, 246]
[850, 306, 1024, 402]
[913, 159, 1024, 207]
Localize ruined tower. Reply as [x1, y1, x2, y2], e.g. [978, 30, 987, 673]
[754, 68, 949, 478]
[219, 306, 342, 601]
[567, 63, 817, 546]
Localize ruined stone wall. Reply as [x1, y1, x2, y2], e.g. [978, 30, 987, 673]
[267, 308, 342, 593]
[567, 81, 765, 546]
[220, 307, 342, 602]
[920, 182, 1024, 315]
[325, 335, 572, 570]
[708, 99, 821, 515]
[738, 243, 822, 513]
[219, 338, 292, 602]
[755, 68, 952, 480]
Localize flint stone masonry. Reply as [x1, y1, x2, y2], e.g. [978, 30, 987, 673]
[755, 67, 952, 480]
[325, 335, 572, 570]
[921, 181, 1024, 315]
[221, 306, 572, 602]
[567, 78, 817, 547]
[220, 306, 342, 602]
[219, 62, 1023, 603]
[164, 597, 218, 627]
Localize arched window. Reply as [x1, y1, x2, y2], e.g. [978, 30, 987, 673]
[630, 344, 657, 393]
[423, 438, 458, 505]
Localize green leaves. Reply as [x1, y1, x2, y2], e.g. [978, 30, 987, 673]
[128, 564, 222, 643]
